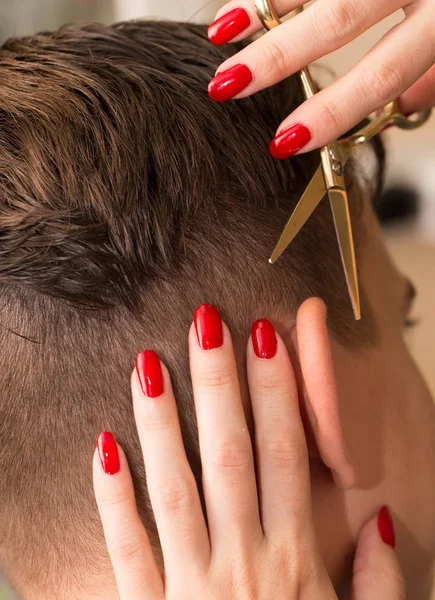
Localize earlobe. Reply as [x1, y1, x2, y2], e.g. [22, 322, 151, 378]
[296, 298, 355, 490]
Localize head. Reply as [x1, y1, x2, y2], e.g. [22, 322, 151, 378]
[0, 20, 434, 600]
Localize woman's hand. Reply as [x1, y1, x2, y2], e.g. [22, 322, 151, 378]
[93, 300, 405, 599]
[207, 0, 435, 158]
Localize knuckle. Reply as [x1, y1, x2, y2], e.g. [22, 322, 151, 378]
[142, 410, 175, 433]
[297, 552, 326, 588]
[263, 40, 290, 80]
[197, 368, 236, 390]
[213, 436, 252, 474]
[224, 547, 259, 599]
[233, 567, 257, 599]
[254, 372, 288, 396]
[155, 476, 194, 514]
[102, 487, 131, 509]
[321, 0, 360, 44]
[353, 564, 406, 599]
[268, 542, 299, 580]
[109, 533, 143, 563]
[395, 574, 407, 599]
[317, 100, 346, 134]
[263, 438, 307, 470]
[362, 62, 403, 104]
[382, 565, 407, 598]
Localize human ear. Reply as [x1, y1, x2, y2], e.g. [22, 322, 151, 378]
[295, 297, 355, 490]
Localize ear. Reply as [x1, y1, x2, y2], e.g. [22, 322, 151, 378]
[296, 297, 355, 490]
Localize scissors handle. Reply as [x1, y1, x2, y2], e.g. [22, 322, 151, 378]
[339, 100, 432, 152]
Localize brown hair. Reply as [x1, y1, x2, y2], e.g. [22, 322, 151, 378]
[0, 20, 380, 598]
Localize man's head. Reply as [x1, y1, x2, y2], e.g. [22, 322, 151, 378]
[0, 20, 434, 600]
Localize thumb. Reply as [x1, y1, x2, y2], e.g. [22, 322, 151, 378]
[351, 506, 406, 600]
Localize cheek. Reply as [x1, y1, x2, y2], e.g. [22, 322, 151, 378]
[324, 337, 435, 593]
[387, 352, 435, 591]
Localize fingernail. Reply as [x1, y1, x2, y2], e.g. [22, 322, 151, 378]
[252, 319, 277, 359]
[136, 350, 164, 398]
[194, 304, 223, 350]
[378, 505, 396, 548]
[269, 124, 312, 159]
[208, 64, 252, 102]
[97, 432, 120, 475]
[208, 8, 251, 45]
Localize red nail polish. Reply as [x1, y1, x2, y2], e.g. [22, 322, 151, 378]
[378, 506, 396, 548]
[136, 350, 164, 398]
[208, 8, 251, 45]
[208, 64, 252, 102]
[252, 319, 277, 359]
[194, 304, 223, 350]
[97, 432, 120, 475]
[269, 124, 312, 159]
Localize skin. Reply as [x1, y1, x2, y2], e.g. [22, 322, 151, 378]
[306, 205, 435, 598]
[90, 201, 434, 599]
[209, 0, 435, 152]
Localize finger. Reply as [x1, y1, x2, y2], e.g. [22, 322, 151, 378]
[352, 507, 406, 600]
[93, 435, 163, 600]
[399, 63, 435, 113]
[132, 351, 210, 573]
[271, 10, 435, 156]
[189, 304, 262, 548]
[247, 319, 313, 538]
[209, 0, 304, 45]
[208, 0, 403, 102]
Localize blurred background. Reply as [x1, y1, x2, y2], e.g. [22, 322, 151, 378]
[0, 1, 433, 599]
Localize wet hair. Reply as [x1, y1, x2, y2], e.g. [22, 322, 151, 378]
[0, 20, 382, 598]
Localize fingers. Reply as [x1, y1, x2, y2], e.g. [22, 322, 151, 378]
[132, 352, 210, 573]
[209, 0, 303, 45]
[352, 507, 406, 600]
[208, 0, 403, 103]
[189, 304, 262, 548]
[247, 319, 313, 538]
[93, 436, 163, 600]
[272, 7, 435, 155]
[208, 0, 435, 155]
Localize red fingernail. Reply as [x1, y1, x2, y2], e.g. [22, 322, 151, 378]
[208, 64, 252, 102]
[136, 350, 164, 398]
[208, 8, 251, 45]
[269, 124, 312, 159]
[252, 319, 277, 359]
[97, 432, 120, 475]
[378, 505, 396, 548]
[194, 304, 223, 350]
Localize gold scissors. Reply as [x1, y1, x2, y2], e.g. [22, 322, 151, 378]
[254, 0, 432, 320]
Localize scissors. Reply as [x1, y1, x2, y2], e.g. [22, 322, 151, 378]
[254, 0, 432, 320]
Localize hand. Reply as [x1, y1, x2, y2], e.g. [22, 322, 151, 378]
[93, 300, 406, 599]
[207, 0, 435, 158]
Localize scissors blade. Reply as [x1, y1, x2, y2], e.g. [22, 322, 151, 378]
[269, 165, 326, 264]
[328, 189, 361, 320]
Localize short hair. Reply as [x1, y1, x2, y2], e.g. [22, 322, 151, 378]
[0, 20, 381, 597]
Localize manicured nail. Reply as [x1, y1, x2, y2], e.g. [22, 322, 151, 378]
[378, 505, 396, 548]
[194, 304, 223, 350]
[269, 124, 312, 159]
[252, 319, 277, 359]
[208, 64, 253, 102]
[208, 8, 251, 45]
[136, 350, 164, 398]
[97, 432, 120, 475]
